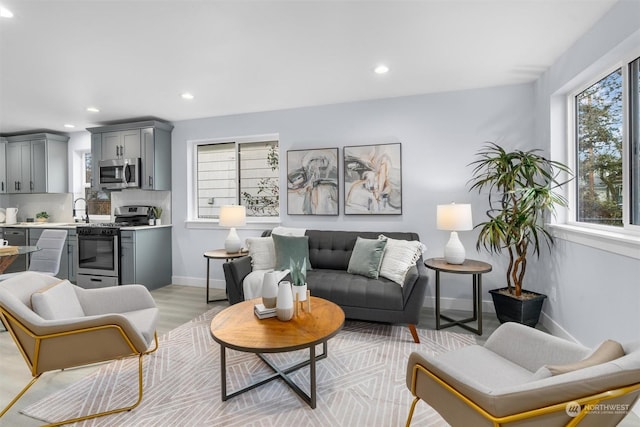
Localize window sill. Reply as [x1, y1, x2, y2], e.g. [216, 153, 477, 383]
[184, 218, 281, 230]
[549, 223, 640, 260]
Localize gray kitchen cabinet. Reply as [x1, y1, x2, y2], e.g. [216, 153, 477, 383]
[101, 129, 141, 160]
[120, 227, 172, 290]
[67, 229, 78, 283]
[6, 141, 31, 193]
[88, 120, 173, 190]
[90, 133, 102, 190]
[5, 133, 69, 193]
[141, 126, 172, 190]
[0, 138, 6, 193]
[1, 227, 28, 273]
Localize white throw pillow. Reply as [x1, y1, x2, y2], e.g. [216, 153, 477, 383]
[378, 235, 423, 286]
[245, 237, 276, 270]
[31, 280, 85, 320]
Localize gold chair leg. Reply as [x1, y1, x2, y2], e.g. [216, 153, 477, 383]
[0, 374, 42, 417]
[406, 396, 420, 427]
[44, 353, 146, 427]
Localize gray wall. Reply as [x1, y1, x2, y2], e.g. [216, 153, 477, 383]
[170, 0, 640, 349]
[171, 83, 537, 310]
[533, 0, 640, 346]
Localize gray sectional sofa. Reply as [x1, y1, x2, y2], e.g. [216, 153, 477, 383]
[223, 229, 428, 343]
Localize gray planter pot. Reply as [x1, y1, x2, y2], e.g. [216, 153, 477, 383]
[489, 288, 547, 327]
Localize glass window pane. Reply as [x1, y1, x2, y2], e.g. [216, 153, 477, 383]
[575, 68, 623, 226]
[84, 152, 111, 216]
[239, 141, 279, 217]
[197, 143, 236, 218]
[631, 57, 640, 225]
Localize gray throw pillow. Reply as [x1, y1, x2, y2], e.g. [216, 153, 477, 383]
[272, 234, 312, 271]
[347, 237, 387, 279]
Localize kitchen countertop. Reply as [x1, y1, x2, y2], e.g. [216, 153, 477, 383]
[0, 222, 173, 230]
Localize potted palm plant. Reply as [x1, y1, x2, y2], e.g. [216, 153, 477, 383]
[468, 142, 571, 327]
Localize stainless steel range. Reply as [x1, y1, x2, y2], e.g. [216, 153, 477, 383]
[76, 205, 154, 288]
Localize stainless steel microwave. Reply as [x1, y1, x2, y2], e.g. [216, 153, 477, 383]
[98, 158, 141, 189]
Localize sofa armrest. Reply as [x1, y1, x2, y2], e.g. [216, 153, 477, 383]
[399, 257, 429, 323]
[484, 322, 590, 371]
[223, 256, 252, 304]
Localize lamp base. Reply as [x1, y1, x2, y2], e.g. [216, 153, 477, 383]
[224, 227, 242, 253]
[444, 231, 466, 264]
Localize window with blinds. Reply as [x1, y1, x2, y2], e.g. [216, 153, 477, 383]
[196, 140, 279, 219]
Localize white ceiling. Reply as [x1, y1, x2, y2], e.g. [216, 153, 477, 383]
[0, 0, 618, 135]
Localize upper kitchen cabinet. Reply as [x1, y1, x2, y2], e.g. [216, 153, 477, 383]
[101, 129, 141, 160]
[0, 137, 6, 193]
[5, 133, 69, 194]
[88, 120, 173, 191]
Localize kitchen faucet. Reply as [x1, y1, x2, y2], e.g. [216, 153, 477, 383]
[73, 198, 90, 223]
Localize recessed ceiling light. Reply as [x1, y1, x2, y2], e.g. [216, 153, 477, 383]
[374, 64, 389, 74]
[64, 124, 75, 129]
[86, 107, 100, 113]
[0, 6, 13, 18]
[181, 92, 194, 100]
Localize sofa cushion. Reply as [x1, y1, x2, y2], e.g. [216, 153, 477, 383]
[546, 339, 625, 375]
[306, 269, 404, 311]
[272, 234, 312, 271]
[31, 280, 85, 320]
[347, 237, 387, 279]
[246, 237, 276, 270]
[378, 235, 423, 286]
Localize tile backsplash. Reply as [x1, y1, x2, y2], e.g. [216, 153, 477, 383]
[0, 190, 172, 224]
[0, 193, 74, 223]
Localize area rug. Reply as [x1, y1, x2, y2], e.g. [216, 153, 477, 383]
[22, 306, 476, 426]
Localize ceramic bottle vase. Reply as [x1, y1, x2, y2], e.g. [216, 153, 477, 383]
[276, 281, 294, 321]
[261, 271, 279, 309]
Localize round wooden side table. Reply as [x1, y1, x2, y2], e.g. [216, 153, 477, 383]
[203, 248, 248, 303]
[424, 257, 492, 335]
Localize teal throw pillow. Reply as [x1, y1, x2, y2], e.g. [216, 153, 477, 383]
[272, 234, 312, 271]
[347, 237, 387, 279]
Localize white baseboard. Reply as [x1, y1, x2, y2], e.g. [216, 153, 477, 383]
[538, 311, 580, 343]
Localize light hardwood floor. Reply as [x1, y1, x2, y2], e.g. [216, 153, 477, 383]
[1, 284, 638, 426]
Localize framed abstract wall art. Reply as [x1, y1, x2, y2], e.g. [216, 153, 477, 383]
[286, 148, 339, 215]
[343, 143, 402, 215]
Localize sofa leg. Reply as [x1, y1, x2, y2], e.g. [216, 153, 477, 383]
[408, 324, 420, 343]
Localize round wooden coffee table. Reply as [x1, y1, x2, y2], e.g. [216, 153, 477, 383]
[210, 296, 344, 409]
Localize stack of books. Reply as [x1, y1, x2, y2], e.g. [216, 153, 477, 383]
[254, 303, 276, 319]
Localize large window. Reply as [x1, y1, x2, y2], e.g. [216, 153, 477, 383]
[573, 55, 640, 228]
[195, 139, 279, 219]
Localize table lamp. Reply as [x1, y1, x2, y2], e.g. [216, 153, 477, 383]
[219, 205, 246, 253]
[437, 203, 473, 264]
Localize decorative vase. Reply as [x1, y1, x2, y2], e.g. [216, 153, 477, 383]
[276, 281, 294, 321]
[156, 218, 162, 226]
[292, 283, 307, 302]
[262, 271, 279, 309]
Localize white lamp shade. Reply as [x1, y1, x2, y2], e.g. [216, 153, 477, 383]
[437, 203, 473, 231]
[219, 205, 246, 227]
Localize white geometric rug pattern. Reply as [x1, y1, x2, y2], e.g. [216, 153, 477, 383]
[22, 306, 475, 426]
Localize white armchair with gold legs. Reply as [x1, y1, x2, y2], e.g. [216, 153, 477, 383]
[406, 322, 640, 427]
[0, 272, 159, 426]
